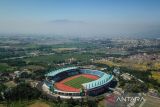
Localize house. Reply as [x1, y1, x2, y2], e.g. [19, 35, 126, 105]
[113, 68, 120, 75]
[14, 71, 21, 77]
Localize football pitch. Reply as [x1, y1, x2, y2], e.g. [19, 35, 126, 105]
[64, 76, 94, 89]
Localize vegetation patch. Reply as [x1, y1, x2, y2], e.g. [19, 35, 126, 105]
[28, 101, 50, 107]
[4, 81, 17, 88]
[0, 63, 13, 72]
[152, 72, 160, 83]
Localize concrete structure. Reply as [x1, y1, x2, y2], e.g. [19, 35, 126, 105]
[44, 67, 114, 99]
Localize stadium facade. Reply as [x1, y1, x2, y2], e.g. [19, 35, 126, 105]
[43, 67, 114, 99]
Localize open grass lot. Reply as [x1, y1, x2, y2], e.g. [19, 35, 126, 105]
[0, 104, 5, 107]
[142, 95, 160, 107]
[4, 81, 17, 88]
[27, 101, 50, 107]
[0, 100, 53, 107]
[64, 76, 94, 89]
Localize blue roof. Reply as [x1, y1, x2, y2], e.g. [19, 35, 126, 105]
[45, 67, 78, 77]
[82, 73, 113, 90]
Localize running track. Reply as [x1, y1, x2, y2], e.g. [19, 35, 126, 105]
[55, 74, 99, 92]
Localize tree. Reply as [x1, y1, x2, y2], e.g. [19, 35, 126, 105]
[87, 97, 98, 107]
[67, 97, 76, 107]
[0, 83, 7, 101]
[4, 83, 41, 101]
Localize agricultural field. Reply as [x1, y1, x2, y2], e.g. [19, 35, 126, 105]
[152, 63, 160, 70]
[95, 60, 119, 67]
[95, 55, 160, 71]
[96, 59, 149, 71]
[25, 52, 99, 64]
[53, 48, 78, 52]
[64, 76, 94, 89]
[152, 72, 160, 83]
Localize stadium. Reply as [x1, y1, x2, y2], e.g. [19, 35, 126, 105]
[43, 67, 114, 99]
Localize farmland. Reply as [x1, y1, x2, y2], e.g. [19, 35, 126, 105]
[152, 72, 160, 83]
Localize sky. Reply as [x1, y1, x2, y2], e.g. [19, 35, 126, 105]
[0, 0, 160, 37]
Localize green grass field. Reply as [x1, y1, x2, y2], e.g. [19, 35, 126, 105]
[64, 76, 94, 89]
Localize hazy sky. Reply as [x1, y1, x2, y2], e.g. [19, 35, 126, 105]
[0, 0, 160, 37]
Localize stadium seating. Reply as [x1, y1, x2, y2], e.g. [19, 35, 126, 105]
[44, 67, 114, 97]
[80, 69, 113, 90]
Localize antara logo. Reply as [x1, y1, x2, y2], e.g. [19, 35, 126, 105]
[116, 96, 145, 102]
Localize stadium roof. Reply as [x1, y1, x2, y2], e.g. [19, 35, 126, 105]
[82, 74, 113, 90]
[45, 67, 78, 77]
